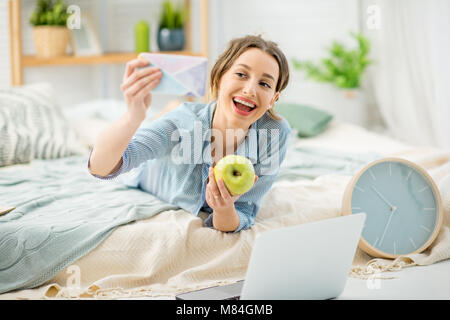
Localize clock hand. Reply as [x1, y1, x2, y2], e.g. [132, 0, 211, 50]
[379, 207, 397, 247]
[371, 186, 396, 210]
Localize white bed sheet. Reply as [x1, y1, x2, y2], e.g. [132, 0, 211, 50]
[121, 259, 450, 300]
[129, 121, 450, 301]
[338, 259, 450, 300]
[295, 120, 412, 155]
[1, 115, 448, 300]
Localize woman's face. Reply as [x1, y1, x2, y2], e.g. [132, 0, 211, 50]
[216, 48, 280, 129]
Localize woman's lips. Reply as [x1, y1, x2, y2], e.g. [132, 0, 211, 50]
[232, 99, 257, 116]
[233, 96, 257, 107]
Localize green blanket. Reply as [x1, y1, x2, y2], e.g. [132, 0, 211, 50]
[279, 145, 380, 180]
[0, 156, 178, 294]
[0, 146, 379, 294]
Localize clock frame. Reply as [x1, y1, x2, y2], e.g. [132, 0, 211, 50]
[342, 157, 443, 259]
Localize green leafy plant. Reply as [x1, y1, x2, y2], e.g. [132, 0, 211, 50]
[29, 0, 69, 26]
[159, 0, 186, 30]
[292, 32, 373, 89]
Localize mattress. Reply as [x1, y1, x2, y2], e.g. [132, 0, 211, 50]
[0, 119, 449, 300]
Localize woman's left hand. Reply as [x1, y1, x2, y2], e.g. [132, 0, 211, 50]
[205, 167, 258, 212]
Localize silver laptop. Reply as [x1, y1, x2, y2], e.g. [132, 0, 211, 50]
[176, 213, 366, 300]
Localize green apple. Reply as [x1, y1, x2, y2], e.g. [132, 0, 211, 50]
[213, 155, 255, 196]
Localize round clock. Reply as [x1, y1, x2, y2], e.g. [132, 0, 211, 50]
[342, 157, 443, 259]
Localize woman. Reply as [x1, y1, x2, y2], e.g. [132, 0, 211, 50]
[88, 35, 291, 233]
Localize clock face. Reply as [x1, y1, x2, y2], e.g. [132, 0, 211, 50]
[351, 160, 439, 256]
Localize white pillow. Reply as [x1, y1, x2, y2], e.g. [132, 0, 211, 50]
[61, 99, 127, 149]
[0, 82, 88, 167]
[70, 118, 110, 149]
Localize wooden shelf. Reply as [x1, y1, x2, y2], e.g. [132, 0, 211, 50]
[9, 0, 209, 85]
[22, 51, 205, 67]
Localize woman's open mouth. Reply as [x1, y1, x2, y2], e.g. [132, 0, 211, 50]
[232, 97, 257, 116]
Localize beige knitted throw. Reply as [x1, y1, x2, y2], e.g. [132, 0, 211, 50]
[1, 148, 449, 300]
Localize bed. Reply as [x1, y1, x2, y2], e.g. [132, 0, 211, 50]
[0, 83, 449, 300]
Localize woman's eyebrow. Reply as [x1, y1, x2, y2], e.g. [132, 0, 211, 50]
[237, 63, 275, 82]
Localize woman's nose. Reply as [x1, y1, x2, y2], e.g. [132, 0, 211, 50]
[242, 81, 257, 97]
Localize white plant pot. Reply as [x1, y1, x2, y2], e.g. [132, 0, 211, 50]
[33, 26, 70, 58]
[333, 89, 368, 127]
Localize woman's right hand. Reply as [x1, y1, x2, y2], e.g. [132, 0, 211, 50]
[120, 57, 163, 122]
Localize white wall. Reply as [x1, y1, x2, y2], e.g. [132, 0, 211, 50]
[0, 0, 11, 88]
[1, 0, 194, 115]
[1, 0, 381, 127]
[210, 0, 370, 126]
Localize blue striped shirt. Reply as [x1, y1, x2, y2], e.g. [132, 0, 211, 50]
[88, 101, 291, 232]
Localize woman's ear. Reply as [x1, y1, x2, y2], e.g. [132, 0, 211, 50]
[268, 92, 280, 109]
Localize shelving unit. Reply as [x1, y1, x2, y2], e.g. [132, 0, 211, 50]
[21, 50, 202, 67]
[8, 0, 209, 86]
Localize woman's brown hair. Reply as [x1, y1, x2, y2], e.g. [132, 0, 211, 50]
[209, 35, 290, 121]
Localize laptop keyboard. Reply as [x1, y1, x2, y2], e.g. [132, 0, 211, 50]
[175, 280, 244, 300]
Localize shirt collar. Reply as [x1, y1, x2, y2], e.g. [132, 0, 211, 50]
[205, 101, 258, 165]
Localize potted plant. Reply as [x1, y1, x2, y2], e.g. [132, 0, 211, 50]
[292, 32, 373, 125]
[157, 0, 186, 51]
[29, 0, 70, 58]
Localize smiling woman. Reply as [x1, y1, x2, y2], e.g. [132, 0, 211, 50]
[210, 35, 290, 122]
[88, 34, 292, 233]
[213, 48, 281, 133]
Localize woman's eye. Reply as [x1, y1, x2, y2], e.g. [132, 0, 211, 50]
[235, 72, 271, 88]
[260, 82, 271, 89]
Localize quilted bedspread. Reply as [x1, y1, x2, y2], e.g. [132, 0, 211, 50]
[1, 125, 449, 299]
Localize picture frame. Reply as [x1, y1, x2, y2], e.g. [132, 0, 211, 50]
[70, 14, 102, 56]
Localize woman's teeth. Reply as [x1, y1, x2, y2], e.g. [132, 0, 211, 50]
[233, 98, 256, 115]
[233, 98, 256, 109]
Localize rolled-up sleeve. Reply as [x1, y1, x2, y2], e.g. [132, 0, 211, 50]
[233, 201, 257, 233]
[204, 123, 291, 233]
[87, 113, 180, 180]
[201, 200, 256, 233]
[233, 125, 290, 232]
[232, 173, 278, 233]
[87, 147, 130, 180]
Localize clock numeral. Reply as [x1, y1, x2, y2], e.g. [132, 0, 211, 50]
[369, 169, 376, 181]
[373, 237, 379, 248]
[354, 185, 365, 192]
[409, 237, 417, 249]
[393, 241, 396, 255]
[389, 163, 392, 176]
[406, 170, 413, 181]
[424, 207, 435, 212]
[420, 225, 431, 233]
[418, 186, 429, 193]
